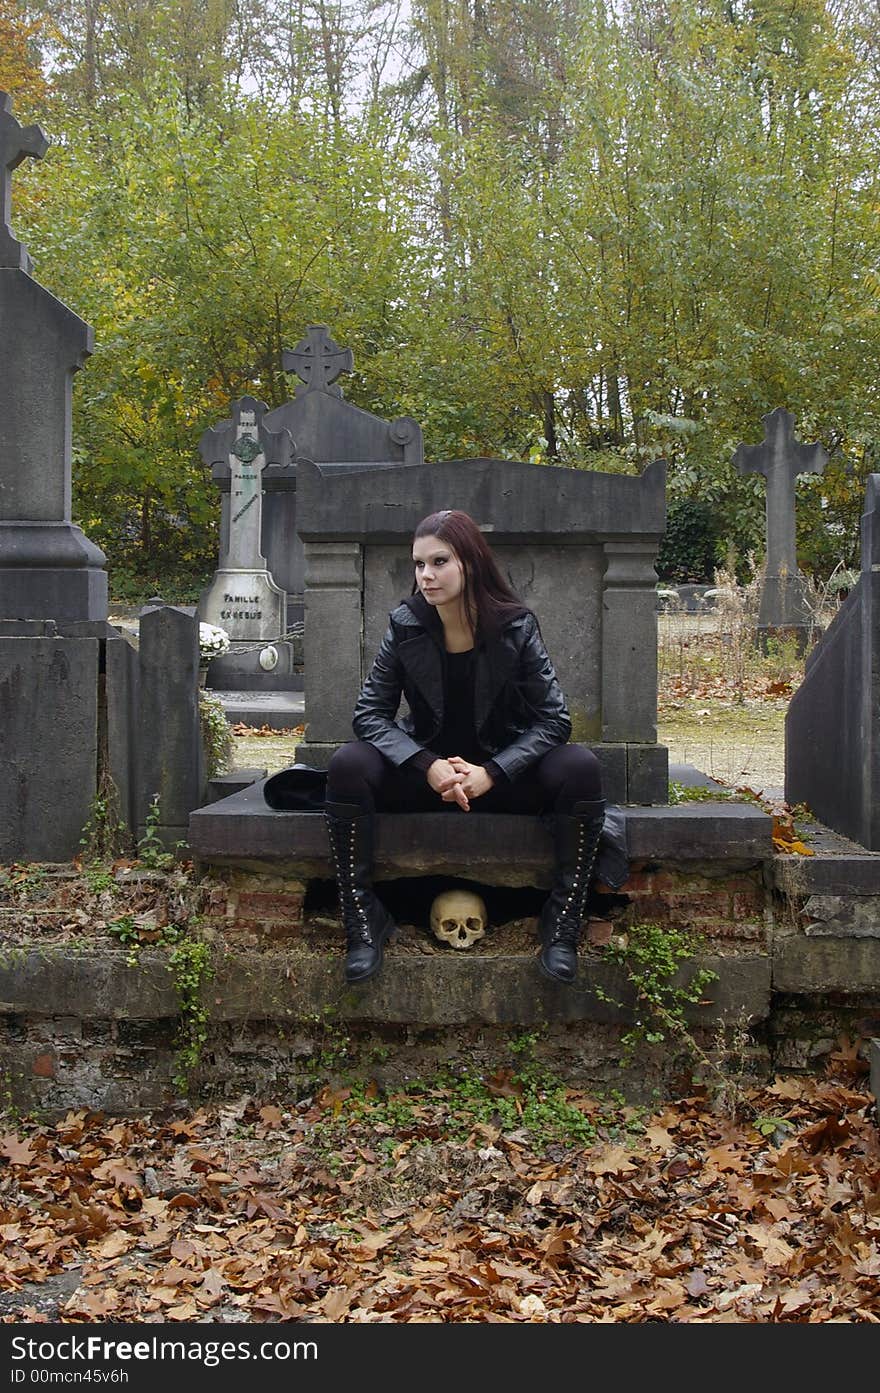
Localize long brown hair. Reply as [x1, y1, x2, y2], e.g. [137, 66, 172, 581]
[412, 509, 529, 637]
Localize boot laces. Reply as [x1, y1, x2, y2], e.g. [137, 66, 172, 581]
[548, 912, 581, 946]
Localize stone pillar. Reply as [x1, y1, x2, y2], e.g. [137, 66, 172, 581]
[601, 541, 667, 802]
[137, 606, 205, 848]
[105, 630, 140, 840]
[601, 542, 659, 742]
[861, 477, 880, 850]
[295, 542, 363, 767]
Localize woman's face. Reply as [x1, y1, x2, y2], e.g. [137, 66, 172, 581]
[412, 533, 465, 609]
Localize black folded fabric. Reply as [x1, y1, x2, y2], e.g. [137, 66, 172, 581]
[596, 804, 629, 890]
[263, 764, 328, 812]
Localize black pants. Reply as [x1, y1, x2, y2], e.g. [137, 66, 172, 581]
[326, 741, 602, 816]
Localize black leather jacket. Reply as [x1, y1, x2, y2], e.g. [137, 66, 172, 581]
[352, 593, 572, 782]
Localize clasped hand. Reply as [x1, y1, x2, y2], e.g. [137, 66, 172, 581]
[426, 756, 494, 812]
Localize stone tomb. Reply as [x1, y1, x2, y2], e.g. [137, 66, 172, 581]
[294, 453, 669, 805]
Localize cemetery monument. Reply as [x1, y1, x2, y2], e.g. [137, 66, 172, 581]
[196, 396, 294, 692]
[733, 406, 827, 653]
[0, 91, 107, 622]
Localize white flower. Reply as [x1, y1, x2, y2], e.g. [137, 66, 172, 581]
[199, 622, 230, 659]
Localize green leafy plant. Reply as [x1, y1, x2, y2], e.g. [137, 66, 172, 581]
[78, 774, 130, 863]
[107, 914, 138, 946]
[84, 866, 115, 894]
[752, 1115, 794, 1144]
[597, 921, 718, 1067]
[656, 498, 722, 584]
[199, 691, 233, 779]
[136, 795, 180, 869]
[168, 936, 214, 1092]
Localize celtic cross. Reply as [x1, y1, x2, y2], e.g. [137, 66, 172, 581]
[282, 324, 354, 396]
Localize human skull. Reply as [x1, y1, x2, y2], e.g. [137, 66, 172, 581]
[430, 889, 488, 950]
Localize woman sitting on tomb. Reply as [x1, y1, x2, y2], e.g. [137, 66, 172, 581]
[324, 509, 606, 986]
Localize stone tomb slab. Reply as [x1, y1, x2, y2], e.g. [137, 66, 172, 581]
[189, 781, 772, 886]
[211, 690, 305, 729]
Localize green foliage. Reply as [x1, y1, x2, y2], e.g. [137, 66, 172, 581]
[597, 922, 718, 1068]
[330, 1056, 600, 1149]
[84, 866, 115, 894]
[752, 1115, 795, 1144]
[199, 692, 233, 780]
[109, 565, 212, 608]
[79, 776, 130, 863]
[136, 795, 179, 870]
[656, 500, 723, 584]
[668, 781, 730, 805]
[106, 914, 136, 944]
[168, 936, 213, 1092]
[9, 0, 880, 579]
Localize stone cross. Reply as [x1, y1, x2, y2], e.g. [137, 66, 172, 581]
[283, 324, 353, 397]
[0, 90, 48, 272]
[733, 406, 828, 640]
[199, 396, 292, 569]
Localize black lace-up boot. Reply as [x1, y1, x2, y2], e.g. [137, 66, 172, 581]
[324, 800, 397, 983]
[538, 798, 606, 984]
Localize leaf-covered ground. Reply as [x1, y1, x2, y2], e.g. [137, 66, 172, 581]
[1, 1054, 878, 1324]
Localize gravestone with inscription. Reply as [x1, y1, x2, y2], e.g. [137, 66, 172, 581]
[205, 325, 423, 622]
[197, 397, 294, 690]
[733, 407, 827, 652]
[201, 327, 422, 722]
[0, 91, 107, 621]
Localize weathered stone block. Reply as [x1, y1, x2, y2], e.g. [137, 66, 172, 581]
[0, 636, 99, 861]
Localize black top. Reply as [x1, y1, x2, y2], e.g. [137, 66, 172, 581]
[437, 650, 484, 763]
[408, 648, 504, 781]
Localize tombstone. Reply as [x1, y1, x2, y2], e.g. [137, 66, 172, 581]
[0, 91, 107, 622]
[732, 407, 827, 652]
[785, 474, 880, 850]
[205, 325, 423, 628]
[137, 606, 205, 847]
[196, 397, 295, 691]
[293, 454, 669, 804]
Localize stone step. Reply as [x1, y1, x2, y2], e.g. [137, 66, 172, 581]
[0, 944, 770, 1028]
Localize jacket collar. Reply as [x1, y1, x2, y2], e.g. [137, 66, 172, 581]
[402, 590, 443, 637]
[396, 590, 522, 729]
